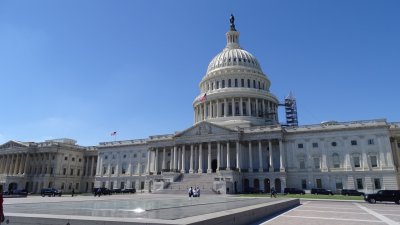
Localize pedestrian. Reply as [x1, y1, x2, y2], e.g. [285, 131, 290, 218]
[196, 187, 200, 198]
[188, 187, 193, 199]
[0, 185, 5, 224]
[71, 189, 75, 197]
[96, 188, 101, 197]
[270, 187, 276, 198]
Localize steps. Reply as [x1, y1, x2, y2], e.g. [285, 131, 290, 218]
[155, 173, 217, 195]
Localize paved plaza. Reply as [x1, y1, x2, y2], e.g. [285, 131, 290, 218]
[3, 193, 298, 225]
[260, 200, 400, 225]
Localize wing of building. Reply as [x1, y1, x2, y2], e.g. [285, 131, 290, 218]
[1, 17, 400, 195]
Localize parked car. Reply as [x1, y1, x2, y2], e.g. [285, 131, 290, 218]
[341, 189, 364, 196]
[364, 190, 400, 204]
[284, 188, 305, 195]
[11, 189, 28, 197]
[112, 188, 122, 194]
[121, 188, 136, 194]
[93, 187, 112, 195]
[41, 188, 62, 197]
[311, 188, 334, 195]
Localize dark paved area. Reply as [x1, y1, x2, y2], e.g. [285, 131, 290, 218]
[4, 194, 282, 220]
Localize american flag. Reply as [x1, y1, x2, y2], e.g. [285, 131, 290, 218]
[111, 131, 117, 136]
[199, 93, 207, 102]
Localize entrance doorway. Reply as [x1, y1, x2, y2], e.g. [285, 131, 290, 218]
[264, 179, 270, 193]
[212, 159, 217, 173]
[244, 179, 249, 193]
[275, 178, 281, 193]
[316, 178, 322, 188]
[8, 183, 18, 191]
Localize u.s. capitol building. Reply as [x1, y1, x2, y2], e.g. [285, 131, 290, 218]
[1, 17, 400, 194]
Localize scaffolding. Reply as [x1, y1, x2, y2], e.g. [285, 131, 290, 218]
[283, 92, 298, 127]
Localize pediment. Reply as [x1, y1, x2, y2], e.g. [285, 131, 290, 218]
[0, 140, 29, 149]
[174, 121, 236, 138]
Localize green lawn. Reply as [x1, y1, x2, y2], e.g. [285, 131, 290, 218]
[240, 193, 364, 200]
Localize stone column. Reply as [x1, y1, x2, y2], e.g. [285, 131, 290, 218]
[258, 140, 263, 172]
[84, 156, 89, 177]
[207, 142, 212, 173]
[226, 141, 231, 170]
[189, 144, 194, 173]
[216, 100, 220, 117]
[13, 154, 19, 175]
[231, 98, 235, 116]
[0, 156, 5, 173]
[198, 143, 203, 173]
[18, 154, 25, 174]
[395, 139, 400, 171]
[256, 99, 259, 117]
[147, 149, 151, 174]
[181, 145, 186, 173]
[248, 141, 253, 172]
[162, 148, 166, 171]
[169, 148, 173, 171]
[262, 100, 266, 118]
[236, 141, 241, 171]
[173, 146, 177, 170]
[269, 141, 274, 172]
[247, 98, 251, 116]
[209, 101, 212, 118]
[203, 102, 207, 120]
[240, 98, 243, 116]
[279, 139, 285, 172]
[7, 154, 14, 175]
[154, 148, 159, 174]
[194, 146, 198, 171]
[217, 142, 221, 171]
[224, 99, 228, 117]
[178, 148, 182, 171]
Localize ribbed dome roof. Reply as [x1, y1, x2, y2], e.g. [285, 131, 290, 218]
[207, 48, 262, 73]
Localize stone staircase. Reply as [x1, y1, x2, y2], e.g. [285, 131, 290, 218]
[155, 173, 217, 195]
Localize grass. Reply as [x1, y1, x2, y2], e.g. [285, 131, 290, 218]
[240, 193, 364, 201]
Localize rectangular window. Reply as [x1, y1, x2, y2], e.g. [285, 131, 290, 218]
[374, 178, 381, 189]
[370, 156, 378, 167]
[331, 142, 337, 147]
[68, 183, 72, 190]
[121, 182, 125, 189]
[241, 79, 244, 87]
[235, 79, 238, 87]
[351, 140, 357, 145]
[316, 179, 322, 188]
[216, 81, 219, 89]
[299, 158, 305, 169]
[312, 142, 318, 148]
[75, 183, 79, 190]
[368, 139, 374, 145]
[253, 80, 256, 88]
[301, 179, 307, 189]
[50, 167, 53, 175]
[353, 156, 360, 168]
[314, 158, 320, 169]
[103, 167, 107, 174]
[63, 168, 66, 175]
[111, 167, 115, 175]
[70, 169, 74, 176]
[222, 80, 225, 88]
[77, 169, 80, 176]
[61, 183, 65, 190]
[64, 157, 68, 160]
[228, 79, 231, 87]
[298, 143, 304, 148]
[335, 178, 343, 190]
[356, 178, 363, 189]
[247, 79, 250, 88]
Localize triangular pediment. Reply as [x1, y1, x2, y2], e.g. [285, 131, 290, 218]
[174, 121, 236, 138]
[0, 140, 29, 149]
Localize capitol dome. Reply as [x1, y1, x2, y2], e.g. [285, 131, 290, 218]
[193, 15, 279, 129]
[207, 48, 263, 74]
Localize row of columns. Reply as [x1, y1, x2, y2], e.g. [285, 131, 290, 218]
[0, 153, 30, 175]
[84, 156, 97, 177]
[194, 98, 278, 122]
[148, 139, 285, 174]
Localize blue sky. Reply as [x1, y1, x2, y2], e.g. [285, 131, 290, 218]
[1, 0, 399, 146]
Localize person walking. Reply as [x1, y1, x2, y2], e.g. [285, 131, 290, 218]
[0, 185, 5, 224]
[188, 187, 193, 199]
[270, 187, 277, 198]
[196, 187, 200, 198]
[71, 189, 75, 197]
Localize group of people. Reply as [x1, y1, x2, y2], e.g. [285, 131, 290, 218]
[188, 186, 201, 198]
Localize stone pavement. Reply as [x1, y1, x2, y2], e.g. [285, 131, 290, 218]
[258, 200, 400, 225]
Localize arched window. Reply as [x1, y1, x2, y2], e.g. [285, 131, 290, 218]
[332, 153, 340, 168]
